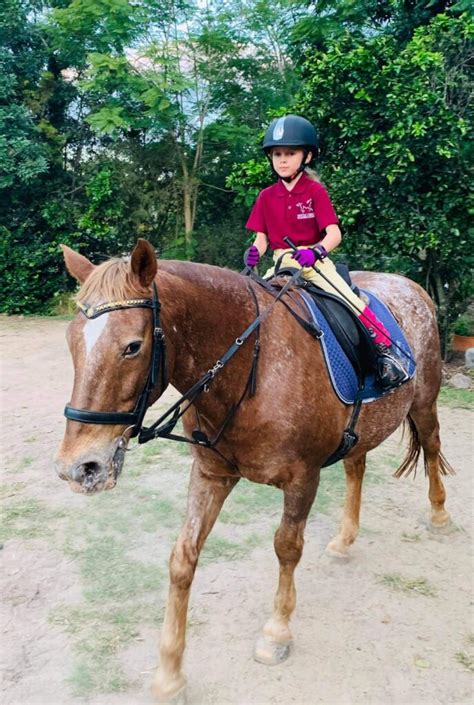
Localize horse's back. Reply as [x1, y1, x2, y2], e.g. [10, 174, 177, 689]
[351, 271, 438, 345]
[351, 271, 441, 407]
[351, 271, 434, 311]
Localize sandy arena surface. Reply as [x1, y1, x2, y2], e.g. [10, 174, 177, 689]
[0, 316, 473, 705]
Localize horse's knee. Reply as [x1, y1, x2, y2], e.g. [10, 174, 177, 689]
[169, 543, 197, 590]
[274, 526, 304, 565]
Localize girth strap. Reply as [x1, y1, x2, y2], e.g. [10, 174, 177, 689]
[321, 396, 363, 468]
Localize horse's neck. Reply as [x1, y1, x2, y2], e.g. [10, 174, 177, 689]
[159, 263, 254, 397]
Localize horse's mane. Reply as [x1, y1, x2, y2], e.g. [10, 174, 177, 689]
[76, 258, 150, 303]
[76, 257, 244, 303]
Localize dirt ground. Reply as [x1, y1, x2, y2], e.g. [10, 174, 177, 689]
[1, 316, 473, 705]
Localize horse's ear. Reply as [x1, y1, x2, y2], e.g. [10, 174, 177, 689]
[130, 239, 157, 288]
[61, 244, 95, 284]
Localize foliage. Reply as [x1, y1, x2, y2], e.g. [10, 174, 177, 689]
[289, 0, 465, 53]
[452, 312, 474, 336]
[230, 11, 474, 349]
[1, 0, 472, 338]
[303, 14, 474, 346]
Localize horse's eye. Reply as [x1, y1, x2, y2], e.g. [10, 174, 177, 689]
[124, 341, 142, 357]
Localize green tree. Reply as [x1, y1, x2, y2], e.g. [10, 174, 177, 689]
[301, 14, 473, 349]
[230, 12, 473, 351]
[65, 0, 302, 257]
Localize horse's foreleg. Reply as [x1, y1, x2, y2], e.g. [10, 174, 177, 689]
[153, 462, 239, 703]
[326, 453, 366, 558]
[410, 404, 452, 529]
[254, 476, 319, 666]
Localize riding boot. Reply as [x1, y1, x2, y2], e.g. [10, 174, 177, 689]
[358, 305, 409, 390]
[373, 341, 410, 390]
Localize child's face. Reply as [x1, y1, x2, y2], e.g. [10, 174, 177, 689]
[270, 147, 310, 178]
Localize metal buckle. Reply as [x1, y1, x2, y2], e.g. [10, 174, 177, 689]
[208, 360, 224, 378]
[204, 360, 224, 393]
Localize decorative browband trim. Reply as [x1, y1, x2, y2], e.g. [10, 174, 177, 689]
[76, 298, 154, 319]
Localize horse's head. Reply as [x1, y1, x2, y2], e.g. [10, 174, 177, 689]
[55, 239, 161, 494]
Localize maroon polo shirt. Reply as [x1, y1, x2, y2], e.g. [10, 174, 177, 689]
[246, 174, 339, 250]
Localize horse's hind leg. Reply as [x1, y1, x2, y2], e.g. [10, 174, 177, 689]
[153, 461, 239, 703]
[407, 402, 453, 530]
[254, 473, 319, 666]
[326, 453, 366, 558]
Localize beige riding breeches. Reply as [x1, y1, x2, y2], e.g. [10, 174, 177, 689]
[264, 247, 366, 315]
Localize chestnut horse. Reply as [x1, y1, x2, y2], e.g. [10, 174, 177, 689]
[55, 239, 453, 703]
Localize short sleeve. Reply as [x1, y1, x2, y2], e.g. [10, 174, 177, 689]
[313, 184, 339, 231]
[246, 192, 267, 234]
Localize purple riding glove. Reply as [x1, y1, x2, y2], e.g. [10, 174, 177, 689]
[292, 248, 317, 267]
[292, 245, 327, 267]
[244, 245, 260, 267]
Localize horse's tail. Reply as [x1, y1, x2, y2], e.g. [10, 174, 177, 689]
[393, 414, 456, 479]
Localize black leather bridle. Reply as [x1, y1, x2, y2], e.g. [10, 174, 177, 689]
[64, 282, 167, 438]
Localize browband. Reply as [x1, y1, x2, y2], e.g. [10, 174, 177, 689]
[76, 298, 154, 319]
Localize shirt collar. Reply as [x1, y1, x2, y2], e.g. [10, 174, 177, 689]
[275, 172, 311, 197]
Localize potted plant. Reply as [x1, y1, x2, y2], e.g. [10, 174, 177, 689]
[451, 314, 474, 352]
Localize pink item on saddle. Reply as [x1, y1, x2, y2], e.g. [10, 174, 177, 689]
[359, 306, 391, 346]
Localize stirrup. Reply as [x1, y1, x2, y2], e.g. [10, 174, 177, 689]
[376, 352, 410, 390]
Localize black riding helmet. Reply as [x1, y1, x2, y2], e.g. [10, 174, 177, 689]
[263, 115, 319, 182]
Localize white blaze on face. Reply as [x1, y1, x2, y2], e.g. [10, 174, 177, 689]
[83, 313, 110, 359]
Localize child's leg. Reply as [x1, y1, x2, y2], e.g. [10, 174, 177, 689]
[273, 249, 391, 342]
[272, 249, 408, 387]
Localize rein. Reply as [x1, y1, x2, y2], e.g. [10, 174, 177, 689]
[64, 269, 304, 472]
[134, 270, 303, 455]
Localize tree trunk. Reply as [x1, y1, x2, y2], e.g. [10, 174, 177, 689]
[183, 180, 194, 256]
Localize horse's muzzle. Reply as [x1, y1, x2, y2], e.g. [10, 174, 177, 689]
[54, 438, 126, 494]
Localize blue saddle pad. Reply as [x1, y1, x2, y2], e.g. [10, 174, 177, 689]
[300, 289, 416, 404]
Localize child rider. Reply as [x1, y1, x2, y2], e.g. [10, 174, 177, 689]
[244, 114, 409, 390]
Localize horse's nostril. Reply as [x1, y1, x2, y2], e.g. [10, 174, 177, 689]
[83, 462, 100, 476]
[70, 461, 101, 483]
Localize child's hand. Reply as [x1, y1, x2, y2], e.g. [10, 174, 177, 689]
[292, 245, 327, 267]
[292, 248, 317, 267]
[244, 246, 260, 267]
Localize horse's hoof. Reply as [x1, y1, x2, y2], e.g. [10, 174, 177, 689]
[153, 686, 186, 705]
[428, 515, 455, 535]
[152, 675, 187, 704]
[325, 539, 350, 560]
[253, 636, 291, 665]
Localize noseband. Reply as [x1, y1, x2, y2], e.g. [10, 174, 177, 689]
[64, 282, 167, 438]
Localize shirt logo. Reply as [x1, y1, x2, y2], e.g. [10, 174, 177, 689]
[296, 198, 315, 220]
